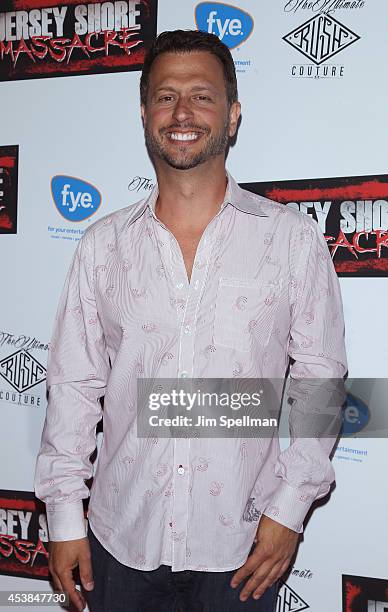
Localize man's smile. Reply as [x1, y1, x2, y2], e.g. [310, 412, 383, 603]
[168, 132, 201, 141]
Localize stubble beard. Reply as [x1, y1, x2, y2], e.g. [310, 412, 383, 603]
[144, 121, 230, 170]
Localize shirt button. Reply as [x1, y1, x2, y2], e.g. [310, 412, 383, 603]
[177, 465, 185, 475]
[180, 371, 188, 378]
[184, 325, 191, 334]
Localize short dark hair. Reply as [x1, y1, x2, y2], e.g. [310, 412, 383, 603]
[140, 29, 238, 107]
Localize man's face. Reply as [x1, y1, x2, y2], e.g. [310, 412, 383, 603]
[141, 51, 240, 170]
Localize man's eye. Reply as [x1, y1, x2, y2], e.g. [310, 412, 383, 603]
[196, 95, 211, 101]
[158, 96, 173, 102]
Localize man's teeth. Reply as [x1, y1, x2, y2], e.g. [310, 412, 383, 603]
[169, 133, 199, 141]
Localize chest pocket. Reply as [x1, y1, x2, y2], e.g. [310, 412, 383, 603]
[213, 277, 282, 352]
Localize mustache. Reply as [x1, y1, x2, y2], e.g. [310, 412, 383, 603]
[160, 124, 210, 134]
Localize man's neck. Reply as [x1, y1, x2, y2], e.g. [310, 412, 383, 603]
[154, 158, 228, 233]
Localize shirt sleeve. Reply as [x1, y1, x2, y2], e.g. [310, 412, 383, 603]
[34, 228, 110, 541]
[262, 215, 348, 533]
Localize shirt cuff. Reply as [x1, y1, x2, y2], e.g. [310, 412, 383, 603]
[46, 500, 87, 541]
[262, 481, 314, 533]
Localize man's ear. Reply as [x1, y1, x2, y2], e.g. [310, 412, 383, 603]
[228, 101, 241, 138]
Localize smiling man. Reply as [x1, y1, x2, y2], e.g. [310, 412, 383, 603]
[35, 30, 347, 612]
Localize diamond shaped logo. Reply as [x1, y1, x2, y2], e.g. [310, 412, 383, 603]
[277, 582, 310, 612]
[283, 15, 360, 65]
[0, 349, 46, 393]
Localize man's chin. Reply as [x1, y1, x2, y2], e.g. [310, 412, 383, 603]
[166, 161, 202, 170]
[162, 154, 206, 171]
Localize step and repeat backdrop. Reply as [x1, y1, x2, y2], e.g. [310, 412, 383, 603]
[0, 1, 387, 610]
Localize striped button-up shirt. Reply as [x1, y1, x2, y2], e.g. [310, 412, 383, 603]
[34, 172, 347, 572]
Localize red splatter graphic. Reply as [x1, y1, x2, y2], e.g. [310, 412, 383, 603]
[267, 180, 388, 203]
[0, 212, 13, 230]
[23, 47, 145, 77]
[0, 558, 49, 578]
[345, 581, 362, 612]
[0, 156, 16, 169]
[0, 498, 36, 511]
[335, 258, 388, 272]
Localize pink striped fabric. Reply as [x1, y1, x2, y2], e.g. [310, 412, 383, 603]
[34, 172, 347, 572]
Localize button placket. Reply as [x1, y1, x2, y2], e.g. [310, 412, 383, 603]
[170, 241, 208, 569]
[156, 216, 221, 570]
[176, 216, 222, 380]
[152, 221, 189, 328]
[171, 438, 190, 570]
[172, 259, 199, 569]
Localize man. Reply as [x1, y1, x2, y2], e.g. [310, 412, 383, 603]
[35, 29, 347, 612]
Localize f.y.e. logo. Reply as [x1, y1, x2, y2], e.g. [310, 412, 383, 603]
[341, 392, 370, 436]
[51, 175, 101, 222]
[195, 2, 254, 49]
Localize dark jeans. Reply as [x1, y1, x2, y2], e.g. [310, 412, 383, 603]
[86, 526, 279, 612]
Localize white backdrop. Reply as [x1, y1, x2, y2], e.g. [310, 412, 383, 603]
[0, 1, 387, 610]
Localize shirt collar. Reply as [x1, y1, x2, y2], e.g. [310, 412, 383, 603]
[128, 170, 268, 227]
[223, 172, 269, 217]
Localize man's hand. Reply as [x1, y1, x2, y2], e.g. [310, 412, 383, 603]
[230, 515, 300, 602]
[49, 537, 94, 612]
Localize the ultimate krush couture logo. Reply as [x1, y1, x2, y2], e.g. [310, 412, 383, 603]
[284, 0, 365, 14]
[0, 330, 49, 353]
[277, 582, 310, 611]
[283, 14, 359, 64]
[0, 350, 46, 393]
[128, 175, 155, 193]
[0, 0, 158, 82]
[283, 13, 360, 78]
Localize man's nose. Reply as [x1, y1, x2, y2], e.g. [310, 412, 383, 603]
[172, 96, 194, 123]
